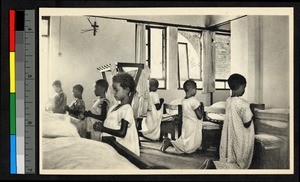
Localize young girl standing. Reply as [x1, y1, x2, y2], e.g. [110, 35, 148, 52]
[93, 73, 140, 156]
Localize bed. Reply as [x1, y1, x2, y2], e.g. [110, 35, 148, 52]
[41, 111, 161, 171]
[201, 102, 225, 151]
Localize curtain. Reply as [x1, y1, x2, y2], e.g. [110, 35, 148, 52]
[202, 30, 215, 94]
[135, 23, 146, 64]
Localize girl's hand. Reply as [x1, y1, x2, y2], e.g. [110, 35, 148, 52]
[84, 110, 92, 117]
[160, 98, 164, 104]
[64, 105, 70, 111]
[93, 122, 103, 131]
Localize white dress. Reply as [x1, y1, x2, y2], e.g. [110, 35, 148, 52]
[141, 92, 163, 140]
[171, 97, 202, 154]
[86, 98, 109, 141]
[214, 97, 254, 169]
[102, 104, 140, 156]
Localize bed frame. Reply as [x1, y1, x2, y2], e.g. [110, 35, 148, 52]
[102, 136, 168, 169]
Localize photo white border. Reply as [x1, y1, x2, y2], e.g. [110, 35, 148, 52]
[39, 7, 294, 175]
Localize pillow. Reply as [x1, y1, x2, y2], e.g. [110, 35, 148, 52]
[206, 113, 225, 121]
[210, 101, 226, 108]
[166, 99, 183, 116]
[42, 111, 80, 138]
[255, 133, 282, 147]
[205, 101, 226, 114]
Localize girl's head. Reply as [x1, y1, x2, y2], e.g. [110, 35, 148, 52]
[228, 73, 247, 96]
[112, 73, 136, 101]
[52, 80, 62, 93]
[72, 84, 84, 98]
[183, 79, 197, 96]
[149, 78, 159, 92]
[94, 79, 109, 97]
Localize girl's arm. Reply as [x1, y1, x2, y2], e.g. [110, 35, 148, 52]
[243, 104, 254, 128]
[194, 102, 204, 120]
[243, 117, 253, 128]
[84, 102, 108, 121]
[155, 98, 164, 110]
[66, 108, 80, 116]
[94, 119, 129, 138]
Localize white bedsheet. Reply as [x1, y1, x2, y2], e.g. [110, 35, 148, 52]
[42, 137, 139, 170]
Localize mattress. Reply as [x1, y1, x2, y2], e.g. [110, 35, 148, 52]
[42, 137, 139, 170]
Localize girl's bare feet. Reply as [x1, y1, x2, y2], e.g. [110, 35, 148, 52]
[160, 137, 172, 153]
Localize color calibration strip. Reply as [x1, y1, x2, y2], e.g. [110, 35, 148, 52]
[9, 10, 36, 174]
[9, 9, 17, 174]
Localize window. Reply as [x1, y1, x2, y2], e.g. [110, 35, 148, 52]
[214, 33, 231, 89]
[145, 26, 166, 89]
[177, 29, 202, 89]
[41, 16, 50, 37]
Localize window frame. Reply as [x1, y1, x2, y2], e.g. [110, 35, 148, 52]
[213, 32, 231, 90]
[177, 29, 202, 90]
[145, 25, 167, 89]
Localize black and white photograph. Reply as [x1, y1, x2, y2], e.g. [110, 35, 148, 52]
[39, 7, 294, 175]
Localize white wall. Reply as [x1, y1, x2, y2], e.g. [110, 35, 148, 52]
[231, 17, 249, 100]
[47, 16, 135, 108]
[260, 16, 290, 109]
[230, 16, 290, 109]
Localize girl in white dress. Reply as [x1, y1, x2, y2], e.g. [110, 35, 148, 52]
[199, 74, 254, 169]
[84, 80, 110, 141]
[160, 80, 204, 154]
[141, 78, 164, 141]
[93, 73, 140, 156]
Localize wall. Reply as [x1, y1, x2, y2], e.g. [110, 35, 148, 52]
[47, 16, 135, 108]
[231, 17, 249, 100]
[230, 16, 290, 109]
[260, 16, 290, 109]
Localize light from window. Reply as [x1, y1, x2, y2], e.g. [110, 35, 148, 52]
[214, 33, 231, 89]
[146, 27, 166, 89]
[177, 30, 202, 89]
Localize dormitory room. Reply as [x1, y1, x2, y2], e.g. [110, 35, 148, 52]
[39, 8, 293, 173]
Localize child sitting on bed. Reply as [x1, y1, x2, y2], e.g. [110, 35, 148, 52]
[160, 79, 204, 154]
[65, 84, 86, 120]
[140, 78, 164, 141]
[93, 73, 140, 156]
[45, 80, 67, 114]
[84, 79, 110, 140]
[200, 73, 254, 169]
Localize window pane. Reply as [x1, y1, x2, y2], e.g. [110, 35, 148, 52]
[41, 19, 49, 36]
[178, 43, 188, 80]
[178, 30, 201, 80]
[214, 34, 231, 80]
[215, 81, 225, 89]
[150, 28, 163, 79]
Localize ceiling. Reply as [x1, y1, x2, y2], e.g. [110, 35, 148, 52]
[91, 15, 245, 31]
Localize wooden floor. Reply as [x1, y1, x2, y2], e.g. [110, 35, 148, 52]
[139, 138, 219, 169]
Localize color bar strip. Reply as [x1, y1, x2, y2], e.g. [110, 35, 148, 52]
[10, 52, 16, 93]
[9, 10, 15, 52]
[10, 135, 17, 174]
[10, 9, 17, 174]
[10, 94, 16, 134]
